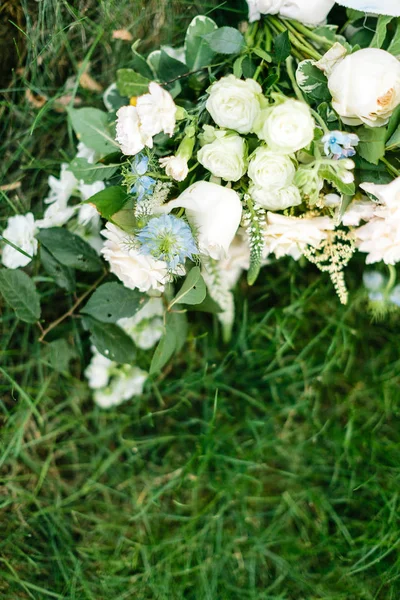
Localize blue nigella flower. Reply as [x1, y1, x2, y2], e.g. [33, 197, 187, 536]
[322, 131, 359, 160]
[137, 214, 198, 269]
[130, 153, 155, 201]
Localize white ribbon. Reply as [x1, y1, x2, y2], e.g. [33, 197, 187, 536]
[336, 0, 400, 16]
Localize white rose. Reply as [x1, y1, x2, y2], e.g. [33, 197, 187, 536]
[250, 184, 302, 211]
[247, 0, 282, 22]
[279, 0, 335, 25]
[115, 105, 148, 156]
[1, 213, 38, 269]
[159, 155, 189, 182]
[206, 75, 263, 134]
[335, 1, 400, 18]
[137, 82, 177, 139]
[328, 49, 400, 127]
[101, 223, 169, 292]
[198, 134, 247, 182]
[157, 181, 242, 260]
[264, 212, 335, 260]
[248, 146, 295, 189]
[255, 100, 315, 154]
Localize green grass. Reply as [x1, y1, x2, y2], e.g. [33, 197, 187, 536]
[1, 2, 400, 599]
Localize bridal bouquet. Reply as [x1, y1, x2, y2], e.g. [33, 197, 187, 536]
[2, 0, 400, 406]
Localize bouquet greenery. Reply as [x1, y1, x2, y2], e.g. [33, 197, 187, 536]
[2, 1, 400, 406]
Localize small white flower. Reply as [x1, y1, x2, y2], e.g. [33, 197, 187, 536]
[101, 222, 169, 292]
[250, 184, 302, 211]
[255, 100, 315, 154]
[198, 133, 247, 182]
[36, 202, 76, 230]
[93, 366, 148, 409]
[206, 75, 263, 134]
[45, 163, 78, 205]
[118, 297, 164, 350]
[137, 82, 177, 140]
[264, 212, 335, 260]
[248, 146, 295, 190]
[85, 346, 115, 389]
[1, 213, 38, 269]
[157, 181, 242, 260]
[247, 0, 282, 22]
[355, 214, 400, 265]
[159, 155, 189, 182]
[328, 48, 400, 127]
[76, 142, 97, 164]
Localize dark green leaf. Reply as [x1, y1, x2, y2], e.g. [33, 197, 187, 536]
[37, 228, 103, 272]
[149, 324, 176, 375]
[370, 15, 392, 48]
[68, 158, 118, 184]
[110, 209, 137, 233]
[40, 247, 76, 292]
[0, 269, 41, 323]
[187, 294, 222, 314]
[274, 30, 291, 63]
[386, 104, 400, 141]
[252, 47, 272, 62]
[68, 107, 117, 156]
[83, 316, 136, 363]
[358, 126, 386, 165]
[116, 68, 150, 97]
[131, 47, 154, 79]
[85, 185, 128, 220]
[319, 166, 355, 196]
[388, 18, 400, 56]
[185, 15, 217, 70]
[81, 282, 148, 323]
[354, 156, 393, 184]
[169, 267, 206, 308]
[158, 50, 188, 82]
[386, 123, 400, 151]
[43, 339, 78, 372]
[296, 60, 331, 102]
[203, 27, 245, 55]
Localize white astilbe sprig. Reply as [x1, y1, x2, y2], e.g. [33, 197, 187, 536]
[134, 181, 173, 220]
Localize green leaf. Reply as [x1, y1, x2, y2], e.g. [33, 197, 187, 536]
[187, 294, 222, 314]
[131, 47, 154, 79]
[81, 282, 148, 323]
[37, 228, 103, 272]
[68, 158, 119, 184]
[185, 15, 218, 70]
[386, 104, 400, 141]
[116, 68, 150, 97]
[158, 50, 188, 82]
[252, 47, 272, 62]
[149, 324, 176, 375]
[354, 156, 393, 184]
[388, 18, 400, 56]
[233, 55, 245, 78]
[110, 209, 137, 233]
[68, 107, 117, 156]
[40, 247, 76, 292]
[169, 267, 206, 308]
[319, 166, 355, 196]
[43, 339, 78, 373]
[103, 83, 127, 112]
[0, 269, 41, 323]
[370, 15, 392, 48]
[274, 30, 291, 63]
[386, 123, 400, 151]
[85, 185, 128, 220]
[203, 27, 245, 55]
[83, 316, 136, 363]
[358, 126, 386, 165]
[296, 60, 331, 102]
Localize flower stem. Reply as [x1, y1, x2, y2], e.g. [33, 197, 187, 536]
[385, 264, 397, 294]
[381, 157, 400, 178]
[285, 56, 304, 102]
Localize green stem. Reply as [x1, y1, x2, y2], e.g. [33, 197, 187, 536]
[269, 16, 322, 60]
[311, 108, 330, 134]
[385, 265, 397, 294]
[290, 21, 333, 49]
[285, 56, 304, 102]
[381, 157, 400, 178]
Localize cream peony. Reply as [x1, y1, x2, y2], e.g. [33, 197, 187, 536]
[250, 184, 302, 211]
[206, 75, 262, 134]
[247, 0, 334, 25]
[136, 82, 177, 139]
[157, 181, 242, 260]
[115, 105, 148, 155]
[159, 155, 189, 182]
[2, 213, 38, 269]
[248, 146, 295, 190]
[101, 223, 169, 292]
[264, 212, 335, 260]
[255, 100, 315, 154]
[328, 48, 400, 127]
[198, 133, 247, 182]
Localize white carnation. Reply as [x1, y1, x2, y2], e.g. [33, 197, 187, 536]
[137, 82, 177, 139]
[1, 213, 38, 269]
[255, 100, 315, 154]
[115, 105, 148, 156]
[198, 133, 247, 182]
[101, 223, 169, 292]
[206, 75, 262, 134]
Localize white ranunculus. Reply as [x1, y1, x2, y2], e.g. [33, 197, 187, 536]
[247, 0, 334, 24]
[94, 366, 148, 409]
[101, 223, 169, 292]
[137, 82, 177, 140]
[1, 213, 38, 269]
[255, 100, 315, 154]
[198, 133, 247, 182]
[328, 48, 400, 127]
[118, 297, 164, 350]
[206, 75, 263, 134]
[250, 184, 302, 211]
[264, 212, 335, 260]
[115, 105, 148, 155]
[157, 181, 243, 260]
[159, 155, 189, 182]
[248, 146, 295, 190]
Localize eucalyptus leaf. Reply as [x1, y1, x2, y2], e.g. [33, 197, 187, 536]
[37, 228, 103, 272]
[185, 15, 217, 70]
[203, 27, 245, 55]
[116, 68, 150, 97]
[68, 107, 117, 156]
[83, 316, 136, 363]
[0, 269, 41, 323]
[169, 267, 206, 308]
[81, 282, 148, 323]
[68, 157, 119, 184]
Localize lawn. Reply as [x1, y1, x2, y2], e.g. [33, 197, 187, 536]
[1, 1, 400, 599]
